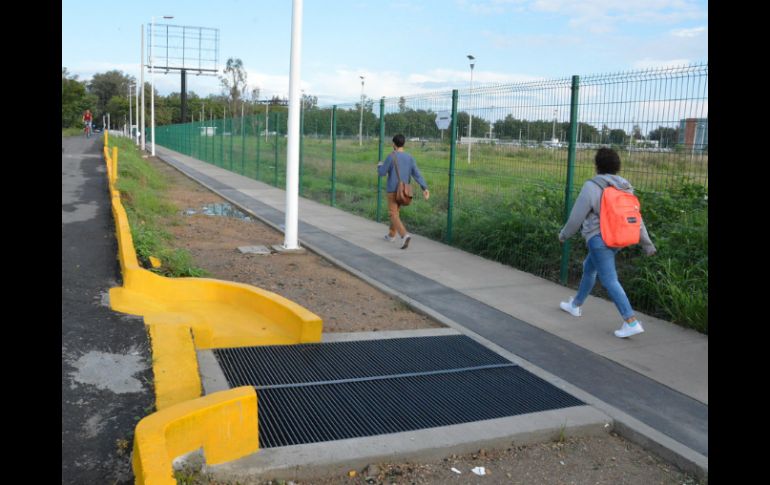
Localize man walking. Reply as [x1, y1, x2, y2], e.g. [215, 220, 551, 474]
[377, 134, 429, 249]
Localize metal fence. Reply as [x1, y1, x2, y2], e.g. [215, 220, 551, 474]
[154, 63, 708, 329]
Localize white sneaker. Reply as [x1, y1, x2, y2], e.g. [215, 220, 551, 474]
[559, 297, 582, 317]
[614, 320, 644, 338]
[384, 234, 396, 242]
[400, 234, 412, 249]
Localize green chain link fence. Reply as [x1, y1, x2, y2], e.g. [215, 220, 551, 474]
[154, 63, 708, 332]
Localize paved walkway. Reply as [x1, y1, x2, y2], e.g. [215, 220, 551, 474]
[62, 135, 155, 485]
[154, 144, 708, 465]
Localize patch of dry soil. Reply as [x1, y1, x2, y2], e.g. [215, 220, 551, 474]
[151, 158, 440, 333]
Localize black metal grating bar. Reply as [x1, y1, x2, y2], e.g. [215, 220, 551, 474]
[256, 366, 584, 448]
[212, 336, 584, 448]
[214, 335, 511, 387]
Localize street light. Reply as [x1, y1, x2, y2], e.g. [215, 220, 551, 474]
[134, 82, 140, 145]
[150, 15, 174, 156]
[552, 108, 557, 142]
[128, 84, 133, 141]
[283, 0, 304, 251]
[140, 24, 145, 151]
[359, 75, 365, 146]
[467, 54, 475, 164]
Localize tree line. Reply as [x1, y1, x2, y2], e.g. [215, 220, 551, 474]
[63, 60, 680, 147]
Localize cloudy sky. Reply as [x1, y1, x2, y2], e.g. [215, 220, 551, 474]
[62, 0, 708, 106]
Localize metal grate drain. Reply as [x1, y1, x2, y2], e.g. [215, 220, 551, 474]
[213, 335, 584, 448]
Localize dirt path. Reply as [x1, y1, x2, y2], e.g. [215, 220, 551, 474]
[153, 159, 439, 333]
[148, 157, 703, 485]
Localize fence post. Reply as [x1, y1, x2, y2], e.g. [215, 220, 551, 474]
[560, 75, 580, 285]
[241, 114, 246, 175]
[256, 119, 261, 179]
[331, 105, 337, 207]
[229, 116, 234, 171]
[377, 98, 385, 222]
[274, 112, 279, 187]
[446, 89, 459, 244]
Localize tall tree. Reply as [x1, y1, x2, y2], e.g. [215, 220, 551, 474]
[62, 68, 96, 128]
[647, 126, 679, 148]
[398, 96, 407, 113]
[219, 58, 248, 115]
[88, 70, 134, 118]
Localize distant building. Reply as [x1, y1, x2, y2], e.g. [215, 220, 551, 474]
[678, 118, 708, 152]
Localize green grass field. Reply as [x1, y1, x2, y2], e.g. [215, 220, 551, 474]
[155, 129, 708, 332]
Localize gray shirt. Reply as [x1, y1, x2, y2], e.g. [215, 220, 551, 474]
[377, 151, 428, 193]
[559, 174, 656, 254]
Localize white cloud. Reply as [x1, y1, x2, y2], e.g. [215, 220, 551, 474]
[301, 67, 543, 106]
[671, 26, 707, 37]
[456, 0, 527, 15]
[462, 0, 706, 26]
[482, 31, 584, 48]
[631, 58, 694, 69]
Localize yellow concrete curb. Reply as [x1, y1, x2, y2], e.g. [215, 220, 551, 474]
[132, 386, 259, 485]
[104, 142, 322, 412]
[147, 323, 202, 411]
[102, 140, 320, 483]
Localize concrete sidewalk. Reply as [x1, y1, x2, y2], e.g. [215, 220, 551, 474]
[153, 145, 707, 471]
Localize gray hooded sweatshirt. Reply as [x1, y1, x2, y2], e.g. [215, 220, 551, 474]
[559, 174, 656, 255]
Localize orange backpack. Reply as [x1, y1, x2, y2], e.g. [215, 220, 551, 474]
[591, 179, 641, 248]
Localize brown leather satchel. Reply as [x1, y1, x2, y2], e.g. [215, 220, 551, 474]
[392, 152, 413, 206]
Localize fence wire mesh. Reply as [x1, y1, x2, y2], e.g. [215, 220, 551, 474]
[154, 63, 708, 331]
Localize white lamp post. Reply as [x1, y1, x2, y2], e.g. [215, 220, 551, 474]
[467, 54, 475, 164]
[128, 83, 134, 143]
[358, 75, 365, 146]
[552, 108, 557, 143]
[150, 15, 174, 156]
[134, 81, 140, 145]
[140, 24, 145, 151]
[283, 0, 303, 250]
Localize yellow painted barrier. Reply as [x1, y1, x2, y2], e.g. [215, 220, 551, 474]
[103, 141, 322, 411]
[148, 323, 202, 411]
[132, 386, 259, 485]
[103, 140, 321, 483]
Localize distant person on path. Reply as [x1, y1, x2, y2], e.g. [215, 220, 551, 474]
[82, 109, 93, 137]
[377, 134, 429, 249]
[558, 147, 656, 338]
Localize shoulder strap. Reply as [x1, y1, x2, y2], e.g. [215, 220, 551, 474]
[392, 152, 403, 182]
[587, 178, 605, 215]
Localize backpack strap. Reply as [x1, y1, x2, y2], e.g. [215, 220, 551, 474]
[589, 176, 608, 189]
[587, 178, 606, 215]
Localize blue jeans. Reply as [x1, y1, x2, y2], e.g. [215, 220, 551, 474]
[573, 235, 634, 320]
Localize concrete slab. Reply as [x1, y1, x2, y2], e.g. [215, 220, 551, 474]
[601, 341, 708, 404]
[271, 244, 306, 254]
[322, 328, 461, 342]
[404, 255, 547, 291]
[197, 350, 229, 394]
[237, 245, 272, 255]
[207, 406, 611, 482]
